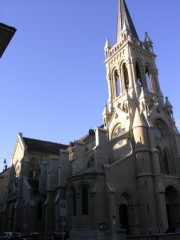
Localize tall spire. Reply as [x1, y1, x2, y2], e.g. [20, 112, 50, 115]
[116, 0, 139, 43]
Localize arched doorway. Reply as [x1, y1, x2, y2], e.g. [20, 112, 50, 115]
[119, 204, 129, 230]
[165, 186, 180, 228]
[118, 193, 132, 234]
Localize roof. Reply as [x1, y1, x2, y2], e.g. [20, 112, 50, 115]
[78, 126, 104, 143]
[23, 137, 68, 155]
[0, 23, 16, 58]
[116, 0, 139, 43]
[0, 167, 10, 176]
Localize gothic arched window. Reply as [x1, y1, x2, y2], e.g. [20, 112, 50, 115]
[82, 186, 89, 215]
[112, 124, 124, 139]
[114, 70, 120, 97]
[154, 122, 165, 140]
[145, 66, 152, 91]
[135, 62, 142, 87]
[123, 63, 129, 89]
[156, 147, 164, 174]
[163, 149, 170, 175]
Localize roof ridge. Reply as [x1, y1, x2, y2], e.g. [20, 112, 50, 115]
[23, 136, 68, 146]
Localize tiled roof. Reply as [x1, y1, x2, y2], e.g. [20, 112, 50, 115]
[23, 137, 68, 155]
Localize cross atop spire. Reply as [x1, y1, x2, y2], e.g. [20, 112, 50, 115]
[116, 0, 139, 43]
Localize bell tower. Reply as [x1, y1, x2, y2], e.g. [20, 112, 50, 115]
[103, 0, 180, 234]
[103, 0, 168, 138]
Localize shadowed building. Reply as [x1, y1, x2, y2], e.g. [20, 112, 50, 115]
[1, 0, 180, 239]
[0, 167, 10, 231]
[0, 22, 16, 232]
[0, 23, 16, 58]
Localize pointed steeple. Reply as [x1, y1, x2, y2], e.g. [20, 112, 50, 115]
[164, 96, 173, 118]
[102, 105, 111, 128]
[144, 32, 153, 51]
[102, 104, 109, 116]
[116, 0, 139, 43]
[164, 96, 173, 109]
[122, 20, 130, 34]
[104, 38, 111, 50]
[132, 108, 147, 129]
[144, 32, 152, 44]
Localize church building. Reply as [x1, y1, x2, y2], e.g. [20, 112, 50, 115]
[1, 0, 180, 239]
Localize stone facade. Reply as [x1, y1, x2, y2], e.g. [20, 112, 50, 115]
[1, 0, 180, 239]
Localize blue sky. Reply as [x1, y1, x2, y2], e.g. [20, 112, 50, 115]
[0, 0, 180, 171]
